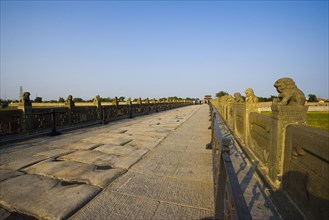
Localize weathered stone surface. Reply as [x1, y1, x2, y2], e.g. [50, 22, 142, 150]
[58, 150, 141, 169]
[0, 174, 100, 219]
[153, 202, 213, 220]
[0, 156, 47, 170]
[0, 105, 209, 219]
[24, 159, 125, 188]
[0, 207, 11, 219]
[71, 192, 159, 220]
[59, 150, 118, 166]
[110, 171, 214, 210]
[0, 169, 24, 182]
[94, 144, 148, 157]
[112, 156, 142, 169]
[126, 129, 168, 138]
[81, 135, 133, 146]
[34, 148, 74, 158]
[63, 142, 102, 150]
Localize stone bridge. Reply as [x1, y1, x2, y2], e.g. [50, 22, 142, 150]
[1, 76, 328, 220]
[0, 104, 281, 219]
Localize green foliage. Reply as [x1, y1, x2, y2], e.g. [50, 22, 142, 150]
[308, 94, 318, 102]
[34, 97, 42, 102]
[58, 97, 65, 103]
[258, 96, 277, 102]
[73, 97, 84, 102]
[119, 96, 125, 102]
[216, 91, 228, 97]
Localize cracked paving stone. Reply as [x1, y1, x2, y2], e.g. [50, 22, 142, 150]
[80, 136, 133, 146]
[0, 169, 25, 182]
[34, 148, 74, 158]
[0, 174, 100, 220]
[0, 156, 47, 170]
[58, 150, 142, 169]
[94, 144, 149, 157]
[24, 159, 125, 188]
[62, 142, 102, 150]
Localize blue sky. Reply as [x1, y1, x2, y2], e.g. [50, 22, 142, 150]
[1, 0, 328, 100]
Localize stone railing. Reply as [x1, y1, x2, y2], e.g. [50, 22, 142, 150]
[0, 94, 193, 141]
[211, 77, 329, 219]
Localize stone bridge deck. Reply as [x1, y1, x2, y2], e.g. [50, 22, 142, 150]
[0, 105, 278, 219]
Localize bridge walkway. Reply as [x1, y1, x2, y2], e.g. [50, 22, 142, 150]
[71, 104, 214, 219]
[0, 104, 280, 219]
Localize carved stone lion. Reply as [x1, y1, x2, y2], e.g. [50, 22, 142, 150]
[274, 78, 306, 105]
[66, 95, 73, 102]
[245, 88, 259, 103]
[234, 92, 244, 102]
[21, 92, 32, 106]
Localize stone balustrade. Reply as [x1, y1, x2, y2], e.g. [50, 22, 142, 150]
[212, 77, 329, 219]
[0, 94, 193, 139]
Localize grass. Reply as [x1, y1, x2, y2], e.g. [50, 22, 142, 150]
[307, 112, 329, 131]
[261, 111, 329, 131]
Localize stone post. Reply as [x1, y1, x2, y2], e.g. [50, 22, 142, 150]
[269, 104, 308, 186]
[65, 95, 75, 125]
[137, 97, 142, 105]
[93, 95, 101, 108]
[112, 97, 119, 106]
[93, 95, 102, 120]
[137, 98, 142, 113]
[233, 102, 246, 144]
[126, 98, 133, 118]
[245, 103, 260, 149]
[65, 95, 75, 109]
[17, 92, 33, 133]
[268, 77, 308, 187]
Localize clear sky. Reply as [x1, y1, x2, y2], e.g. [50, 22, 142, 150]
[1, 0, 328, 101]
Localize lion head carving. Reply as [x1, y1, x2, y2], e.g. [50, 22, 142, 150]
[245, 88, 259, 103]
[234, 92, 244, 103]
[274, 78, 306, 105]
[21, 92, 32, 106]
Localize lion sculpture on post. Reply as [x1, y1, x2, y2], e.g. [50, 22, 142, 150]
[20, 92, 32, 107]
[234, 92, 244, 103]
[245, 88, 259, 103]
[274, 77, 306, 106]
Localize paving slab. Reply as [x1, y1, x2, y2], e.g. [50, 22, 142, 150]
[0, 169, 25, 182]
[70, 105, 213, 219]
[0, 174, 100, 220]
[152, 202, 213, 220]
[58, 150, 118, 166]
[62, 142, 102, 150]
[0, 156, 47, 170]
[70, 192, 159, 220]
[24, 159, 125, 188]
[94, 144, 149, 157]
[34, 148, 74, 158]
[127, 137, 163, 150]
[0, 105, 204, 219]
[81, 136, 133, 146]
[109, 171, 214, 210]
[59, 149, 142, 169]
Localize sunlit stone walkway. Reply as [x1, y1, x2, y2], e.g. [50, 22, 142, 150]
[0, 105, 214, 219]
